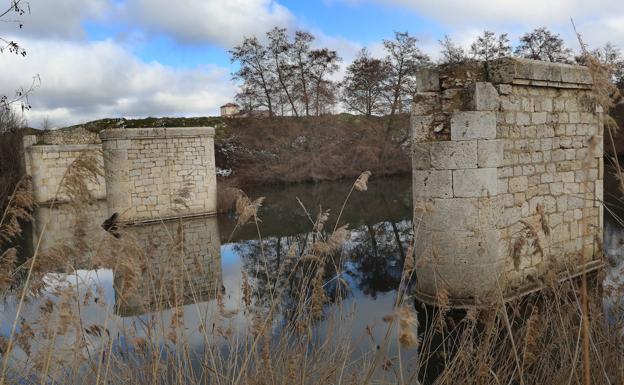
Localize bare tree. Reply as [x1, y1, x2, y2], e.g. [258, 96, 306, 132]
[469, 30, 511, 61]
[230, 37, 276, 116]
[41, 116, 52, 130]
[593, 42, 624, 90]
[291, 31, 314, 116]
[383, 31, 430, 116]
[0, 0, 27, 56]
[341, 48, 389, 116]
[515, 27, 573, 63]
[438, 35, 466, 64]
[1, 0, 39, 112]
[308, 48, 341, 116]
[231, 28, 341, 117]
[267, 27, 299, 116]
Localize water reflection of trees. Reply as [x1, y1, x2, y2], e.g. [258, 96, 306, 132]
[232, 218, 412, 313]
[346, 220, 412, 298]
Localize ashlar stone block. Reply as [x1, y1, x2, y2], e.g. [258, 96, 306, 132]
[412, 93, 439, 116]
[477, 139, 504, 168]
[450, 111, 496, 141]
[413, 170, 453, 198]
[411, 115, 433, 142]
[419, 198, 480, 231]
[412, 142, 431, 170]
[452, 168, 498, 198]
[430, 140, 478, 169]
[416, 68, 440, 92]
[464, 82, 500, 111]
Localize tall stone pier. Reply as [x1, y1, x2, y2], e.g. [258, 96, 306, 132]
[412, 58, 603, 306]
[100, 127, 217, 223]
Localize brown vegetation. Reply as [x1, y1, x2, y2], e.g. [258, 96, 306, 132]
[0, 109, 27, 260]
[0, 160, 623, 384]
[217, 114, 411, 185]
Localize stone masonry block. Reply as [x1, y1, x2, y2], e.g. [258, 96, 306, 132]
[419, 198, 479, 231]
[450, 111, 496, 141]
[412, 93, 439, 116]
[464, 82, 500, 111]
[453, 168, 497, 198]
[430, 140, 477, 169]
[412, 142, 431, 170]
[411, 115, 433, 142]
[416, 68, 440, 92]
[477, 139, 504, 168]
[413, 170, 453, 198]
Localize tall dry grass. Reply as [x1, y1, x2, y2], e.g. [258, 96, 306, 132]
[0, 159, 622, 385]
[0, 109, 27, 224]
[1, 44, 623, 381]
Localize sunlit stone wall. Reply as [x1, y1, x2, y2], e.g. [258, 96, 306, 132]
[100, 127, 217, 223]
[22, 134, 105, 204]
[412, 58, 603, 305]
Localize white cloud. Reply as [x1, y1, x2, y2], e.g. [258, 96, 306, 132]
[0, 0, 111, 39]
[0, 38, 236, 127]
[371, 0, 623, 27]
[337, 0, 624, 55]
[124, 0, 295, 47]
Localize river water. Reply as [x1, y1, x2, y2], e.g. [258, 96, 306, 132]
[1, 175, 419, 380]
[2, 172, 623, 382]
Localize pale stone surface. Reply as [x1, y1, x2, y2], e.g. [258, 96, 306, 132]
[412, 170, 453, 198]
[487, 57, 593, 89]
[452, 168, 498, 197]
[418, 198, 479, 231]
[450, 111, 496, 141]
[412, 142, 431, 170]
[416, 68, 440, 92]
[411, 115, 433, 142]
[430, 140, 477, 169]
[478, 139, 504, 167]
[464, 82, 500, 111]
[508, 176, 528, 193]
[100, 127, 217, 222]
[24, 144, 106, 204]
[412, 93, 439, 115]
[411, 57, 602, 305]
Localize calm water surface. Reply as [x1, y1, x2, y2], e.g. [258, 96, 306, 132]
[1, 175, 415, 369]
[2, 171, 624, 381]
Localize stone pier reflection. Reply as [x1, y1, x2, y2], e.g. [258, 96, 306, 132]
[29, 201, 109, 268]
[111, 215, 222, 317]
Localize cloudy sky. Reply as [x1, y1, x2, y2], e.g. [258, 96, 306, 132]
[1, 0, 623, 127]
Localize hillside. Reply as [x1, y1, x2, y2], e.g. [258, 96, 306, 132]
[61, 114, 412, 186]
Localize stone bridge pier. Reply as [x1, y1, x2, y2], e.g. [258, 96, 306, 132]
[411, 58, 604, 306]
[100, 127, 217, 223]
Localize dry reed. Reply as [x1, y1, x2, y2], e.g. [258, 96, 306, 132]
[0, 160, 622, 385]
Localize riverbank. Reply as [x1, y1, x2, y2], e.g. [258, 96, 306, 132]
[61, 113, 412, 186]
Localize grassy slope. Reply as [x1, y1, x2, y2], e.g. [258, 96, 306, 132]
[63, 114, 412, 186]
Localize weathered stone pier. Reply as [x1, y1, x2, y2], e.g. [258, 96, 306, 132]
[412, 58, 603, 306]
[100, 127, 217, 223]
[22, 126, 218, 223]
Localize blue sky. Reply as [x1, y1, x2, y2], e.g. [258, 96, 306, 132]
[1, 0, 623, 127]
